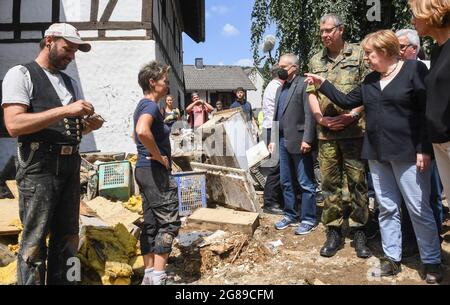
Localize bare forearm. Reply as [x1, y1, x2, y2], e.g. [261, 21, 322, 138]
[351, 106, 364, 114]
[6, 106, 69, 137]
[308, 93, 323, 123]
[186, 103, 196, 112]
[205, 103, 214, 111]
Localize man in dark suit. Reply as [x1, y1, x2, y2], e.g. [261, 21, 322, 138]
[268, 53, 317, 235]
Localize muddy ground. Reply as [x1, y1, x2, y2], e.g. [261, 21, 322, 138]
[166, 203, 450, 286]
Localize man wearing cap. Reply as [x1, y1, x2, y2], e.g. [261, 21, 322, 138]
[1, 23, 103, 285]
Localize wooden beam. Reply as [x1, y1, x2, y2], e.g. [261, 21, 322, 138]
[142, 0, 151, 22]
[51, 0, 60, 22]
[98, 0, 118, 37]
[0, 21, 152, 32]
[90, 0, 99, 22]
[142, 0, 153, 39]
[12, 0, 21, 40]
[0, 36, 152, 44]
[99, 0, 119, 22]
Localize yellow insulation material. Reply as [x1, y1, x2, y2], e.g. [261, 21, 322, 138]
[78, 223, 138, 285]
[128, 154, 137, 167]
[123, 195, 143, 214]
[0, 260, 17, 285]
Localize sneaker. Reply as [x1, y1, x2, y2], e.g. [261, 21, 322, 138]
[152, 272, 168, 285]
[140, 274, 152, 285]
[295, 223, 317, 235]
[274, 217, 298, 230]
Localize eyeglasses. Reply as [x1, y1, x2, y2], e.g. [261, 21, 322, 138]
[319, 24, 342, 35]
[399, 44, 414, 50]
[279, 64, 294, 70]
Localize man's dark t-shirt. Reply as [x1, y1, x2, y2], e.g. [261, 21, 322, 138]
[230, 100, 253, 121]
[133, 99, 171, 168]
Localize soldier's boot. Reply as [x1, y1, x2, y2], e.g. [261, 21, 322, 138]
[320, 227, 344, 257]
[353, 230, 372, 258]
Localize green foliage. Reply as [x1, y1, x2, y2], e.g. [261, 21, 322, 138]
[251, 0, 421, 78]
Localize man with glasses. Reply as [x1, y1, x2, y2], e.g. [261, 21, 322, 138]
[269, 54, 317, 235]
[307, 14, 371, 258]
[396, 29, 421, 61]
[395, 28, 444, 256]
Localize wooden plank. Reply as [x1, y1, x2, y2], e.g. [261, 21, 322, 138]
[186, 208, 259, 235]
[0, 36, 151, 44]
[0, 21, 151, 31]
[190, 162, 260, 213]
[85, 197, 141, 228]
[5, 181, 18, 199]
[0, 200, 20, 236]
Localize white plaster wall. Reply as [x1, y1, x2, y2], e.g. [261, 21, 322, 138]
[104, 0, 142, 22]
[0, 43, 41, 77]
[21, 0, 52, 22]
[60, 0, 142, 22]
[0, 41, 157, 170]
[246, 70, 264, 110]
[60, 0, 91, 22]
[155, 43, 185, 109]
[0, 0, 13, 23]
[65, 40, 158, 154]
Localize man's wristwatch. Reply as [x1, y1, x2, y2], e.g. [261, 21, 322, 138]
[350, 111, 360, 119]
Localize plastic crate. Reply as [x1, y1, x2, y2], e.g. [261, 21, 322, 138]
[173, 171, 207, 216]
[98, 161, 131, 201]
[249, 162, 266, 189]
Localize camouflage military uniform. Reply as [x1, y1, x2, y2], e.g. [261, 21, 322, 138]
[308, 43, 369, 228]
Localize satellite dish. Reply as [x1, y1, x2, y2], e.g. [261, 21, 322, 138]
[262, 35, 276, 53]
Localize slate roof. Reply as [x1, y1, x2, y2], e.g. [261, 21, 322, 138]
[183, 65, 257, 91]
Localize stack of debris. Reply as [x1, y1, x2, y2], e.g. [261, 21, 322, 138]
[0, 107, 272, 285]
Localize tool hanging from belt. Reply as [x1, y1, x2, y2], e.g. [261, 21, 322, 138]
[17, 142, 39, 168]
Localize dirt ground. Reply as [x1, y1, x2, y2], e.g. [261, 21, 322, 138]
[165, 202, 450, 286]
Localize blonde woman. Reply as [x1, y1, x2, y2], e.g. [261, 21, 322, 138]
[161, 95, 180, 128]
[409, 0, 450, 217]
[306, 30, 442, 284]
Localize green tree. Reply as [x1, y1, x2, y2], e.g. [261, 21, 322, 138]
[251, 0, 418, 76]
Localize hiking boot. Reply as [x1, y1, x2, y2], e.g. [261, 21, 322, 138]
[424, 264, 443, 284]
[372, 257, 401, 277]
[353, 230, 372, 258]
[320, 228, 344, 257]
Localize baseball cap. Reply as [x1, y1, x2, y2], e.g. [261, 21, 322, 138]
[44, 23, 91, 52]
